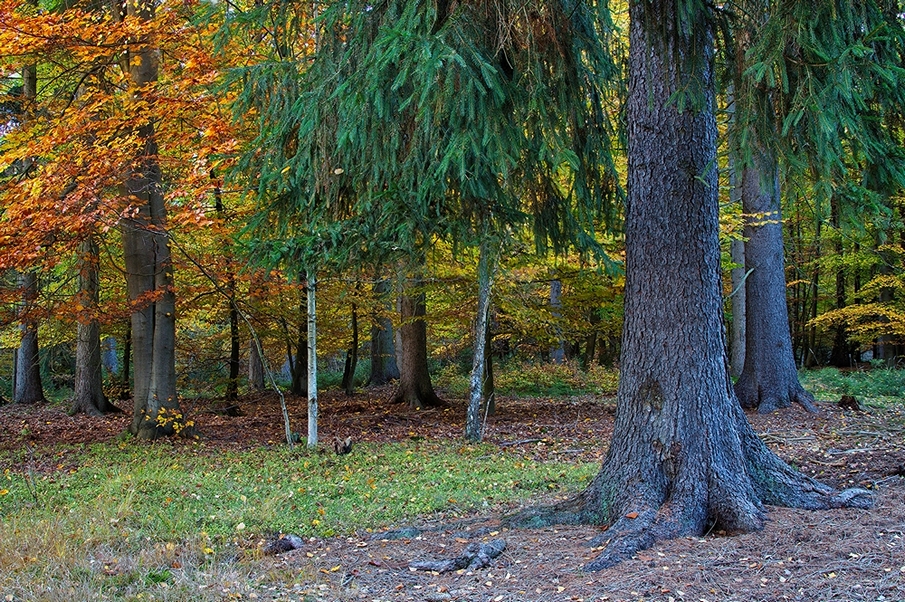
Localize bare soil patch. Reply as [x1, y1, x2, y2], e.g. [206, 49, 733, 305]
[1, 389, 903, 601]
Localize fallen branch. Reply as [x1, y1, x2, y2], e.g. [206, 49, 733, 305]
[499, 438, 544, 447]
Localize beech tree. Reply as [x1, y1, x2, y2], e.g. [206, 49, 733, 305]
[14, 271, 46, 404]
[71, 235, 118, 415]
[509, 0, 871, 568]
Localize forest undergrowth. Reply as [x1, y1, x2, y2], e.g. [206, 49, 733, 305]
[0, 368, 903, 602]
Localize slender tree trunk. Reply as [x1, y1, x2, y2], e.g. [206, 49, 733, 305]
[734, 131, 817, 412]
[11, 349, 17, 403]
[507, 2, 869, 569]
[392, 275, 442, 408]
[121, 324, 131, 390]
[284, 275, 307, 397]
[829, 195, 851, 367]
[248, 338, 265, 391]
[727, 129, 746, 379]
[289, 318, 307, 397]
[368, 278, 400, 385]
[342, 301, 359, 395]
[14, 271, 46, 405]
[548, 279, 565, 364]
[876, 245, 897, 365]
[72, 236, 116, 415]
[306, 270, 318, 448]
[729, 238, 747, 378]
[582, 308, 600, 371]
[484, 313, 495, 416]
[213, 180, 241, 407]
[14, 50, 44, 405]
[465, 238, 495, 441]
[805, 219, 821, 368]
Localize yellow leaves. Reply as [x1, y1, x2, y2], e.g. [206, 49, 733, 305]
[0, 489, 9, 496]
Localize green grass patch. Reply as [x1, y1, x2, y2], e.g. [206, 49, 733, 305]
[0, 440, 595, 600]
[800, 367, 905, 408]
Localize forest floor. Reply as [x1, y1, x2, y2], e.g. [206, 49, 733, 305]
[1, 387, 904, 602]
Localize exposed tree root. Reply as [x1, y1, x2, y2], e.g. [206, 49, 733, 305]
[391, 386, 445, 409]
[505, 403, 872, 571]
[735, 375, 818, 414]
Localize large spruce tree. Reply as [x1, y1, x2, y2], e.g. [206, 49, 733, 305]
[509, 0, 872, 568]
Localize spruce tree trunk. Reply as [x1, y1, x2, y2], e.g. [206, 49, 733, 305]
[14, 271, 46, 405]
[72, 236, 116, 415]
[734, 138, 817, 412]
[507, 2, 869, 568]
[393, 278, 442, 408]
[368, 278, 400, 385]
[465, 238, 494, 442]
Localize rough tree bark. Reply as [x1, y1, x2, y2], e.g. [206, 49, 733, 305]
[392, 277, 442, 409]
[506, 2, 870, 569]
[14, 271, 46, 405]
[71, 236, 118, 415]
[368, 278, 400, 386]
[734, 138, 817, 412]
